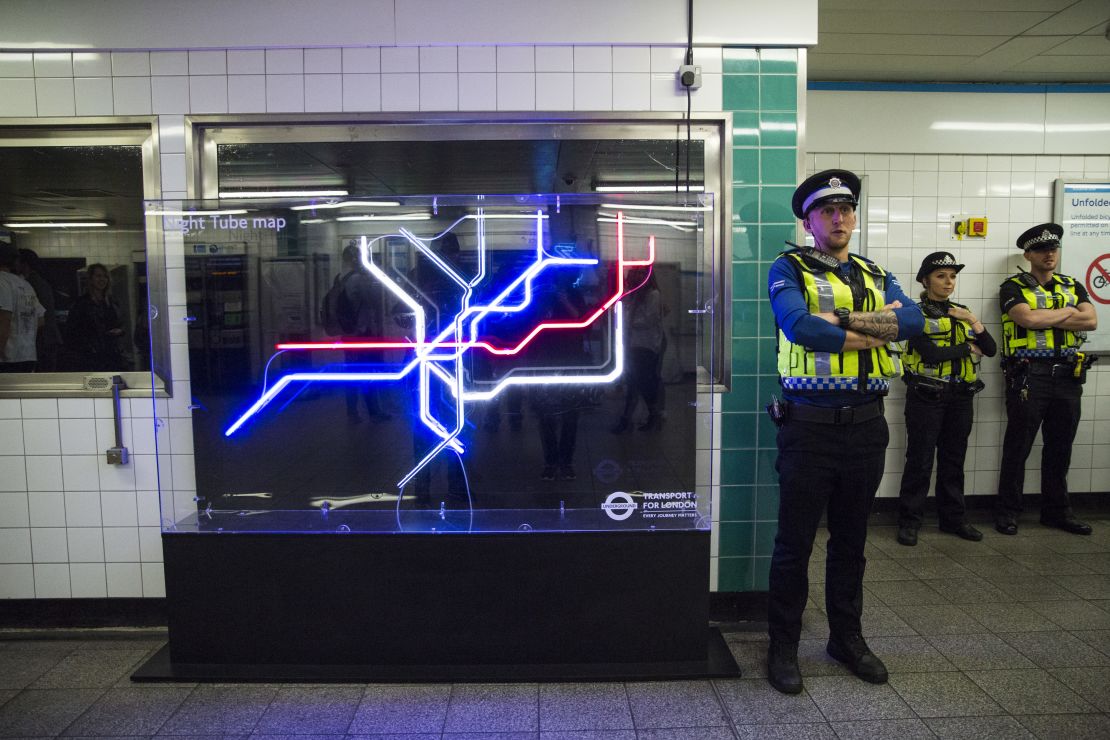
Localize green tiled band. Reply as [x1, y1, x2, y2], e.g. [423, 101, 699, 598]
[718, 47, 800, 590]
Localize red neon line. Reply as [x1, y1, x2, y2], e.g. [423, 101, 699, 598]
[277, 212, 654, 357]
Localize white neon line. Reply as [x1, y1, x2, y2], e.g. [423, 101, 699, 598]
[400, 227, 468, 290]
[462, 303, 624, 402]
[360, 236, 426, 347]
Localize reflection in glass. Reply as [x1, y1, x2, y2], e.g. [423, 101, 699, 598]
[0, 144, 147, 374]
[148, 194, 714, 535]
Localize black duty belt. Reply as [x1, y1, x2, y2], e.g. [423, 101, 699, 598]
[1026, 361, 1075, 378]
[785, 399, 884, 425]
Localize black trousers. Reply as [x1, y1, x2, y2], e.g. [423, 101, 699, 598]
[768, 413, 888, 644]
[997, 373, 1082, 521]
[898, 386, 974, 529]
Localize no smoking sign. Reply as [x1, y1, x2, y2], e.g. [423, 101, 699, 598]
[1086, 254, 1110, 305]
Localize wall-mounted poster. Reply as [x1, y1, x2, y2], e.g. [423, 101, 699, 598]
[1055, 180, 1110, 353]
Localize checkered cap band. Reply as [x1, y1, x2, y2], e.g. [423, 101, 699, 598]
[1020, 229, 1061, 250]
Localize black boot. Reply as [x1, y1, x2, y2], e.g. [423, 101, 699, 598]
[767, 640, 803, 694]
[827, 632, 888, 684]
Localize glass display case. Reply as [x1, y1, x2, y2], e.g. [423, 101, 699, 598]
[147, 193, 715, 536]
[139, 192, 728, 681]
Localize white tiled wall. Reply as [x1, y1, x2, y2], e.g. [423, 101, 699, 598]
[0, 47, 725, 119]
[0, 398, 166, 598]
[806, 150, 1110, 500]
[0, 43, 725, 599]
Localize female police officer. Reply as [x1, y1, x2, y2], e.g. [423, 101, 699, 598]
[896, 252, 996, 546]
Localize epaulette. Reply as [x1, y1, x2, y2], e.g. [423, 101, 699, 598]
[784, 246, 839, 272]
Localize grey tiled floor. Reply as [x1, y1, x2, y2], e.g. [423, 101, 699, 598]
[2, 518, 1110, 739]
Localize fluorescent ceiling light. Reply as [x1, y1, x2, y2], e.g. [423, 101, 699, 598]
[299, 218, 326, 224]
[218, 190, 350, 199]
[932, 121, 1110, 134]
[145, 208, 249, 216]
[290, 200, 401, 211]
[3, 221, 109, 228]
[595, 184, 705, 193]
[597, 215, 696, 232]
[599, 203, 711, 212]
[336, 213, 432, 222]
[931, 122, 1042, 133]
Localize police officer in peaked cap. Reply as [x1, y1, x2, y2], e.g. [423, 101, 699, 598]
[996, 223, 1097, 536]
[763, 169, 924, 694]
[896, 251, 996, 547]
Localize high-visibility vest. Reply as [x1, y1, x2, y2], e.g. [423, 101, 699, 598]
[776, 250, 902, 393]
[1000, 273, 1084, 358]
[903, 301, 978, 383]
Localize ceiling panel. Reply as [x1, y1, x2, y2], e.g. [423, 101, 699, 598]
[815, 33, 1006, 56]
[1022, 0, 1110, 34]
[810, 0, 1110, 82]
[1042, 36, 1110, 54]
[821, 0, 1075, 10]
[819, 10, 1054, 36]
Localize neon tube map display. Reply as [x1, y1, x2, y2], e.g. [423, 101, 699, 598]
[146, 194, 714, 535]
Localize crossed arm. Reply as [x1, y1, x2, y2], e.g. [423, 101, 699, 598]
[1008, 301, 1098, 332]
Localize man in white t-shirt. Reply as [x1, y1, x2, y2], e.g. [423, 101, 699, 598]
[0, 243, 46, 372]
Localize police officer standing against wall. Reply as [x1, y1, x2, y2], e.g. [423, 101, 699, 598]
[897, 252, 996, 546]
[996, 223, 1097, 536]
[765, 170, 924, 694]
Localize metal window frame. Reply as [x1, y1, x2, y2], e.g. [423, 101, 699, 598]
[0, 116, 167, 398]
[185, 112, 733, 388]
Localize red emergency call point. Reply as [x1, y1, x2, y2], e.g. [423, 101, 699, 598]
[966, 217, 987, 237]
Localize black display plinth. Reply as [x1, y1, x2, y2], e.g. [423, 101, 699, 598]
[133, 530, 739, 682]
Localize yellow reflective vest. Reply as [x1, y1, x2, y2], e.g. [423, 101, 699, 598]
[1000, 273, 1084, 359]
[903, 301, 978, 383]
[776, 250, 902, 393]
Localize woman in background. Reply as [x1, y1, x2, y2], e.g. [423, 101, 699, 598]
[63, 263, 126, 371]
[896, 252, 996, 546]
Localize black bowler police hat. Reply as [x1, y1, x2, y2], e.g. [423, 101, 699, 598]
[916, 251, 965, 282]
[791, 169, 861, 219]
[1016, 222, 1063, 251]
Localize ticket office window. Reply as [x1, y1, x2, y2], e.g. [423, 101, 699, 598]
[0, 121, 167, 396]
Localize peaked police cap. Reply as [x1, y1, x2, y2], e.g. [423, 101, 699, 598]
[1016, 222, 1063, 251]
[792, 169, 861, 219]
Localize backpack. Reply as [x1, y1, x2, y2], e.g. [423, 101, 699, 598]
[321, 273, 358, 336]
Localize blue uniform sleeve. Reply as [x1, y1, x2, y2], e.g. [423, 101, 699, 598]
[767, 257, 846, 352]
[883, 272, 925, 340]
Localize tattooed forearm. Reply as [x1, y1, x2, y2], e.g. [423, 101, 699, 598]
[847, 310, 899, 341]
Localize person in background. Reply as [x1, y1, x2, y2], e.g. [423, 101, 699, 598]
[896, 252, 996, 547]
[15, 249, 62, 372]
[0, 243, 45, 373]
[337, 243, 390, 423]
[996, 223, 1098, 537]
[62, 263, 126, 371]
[610, 266, 666, 433]
[531, 270, 588, 481]
[764, 169, 924, 695]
